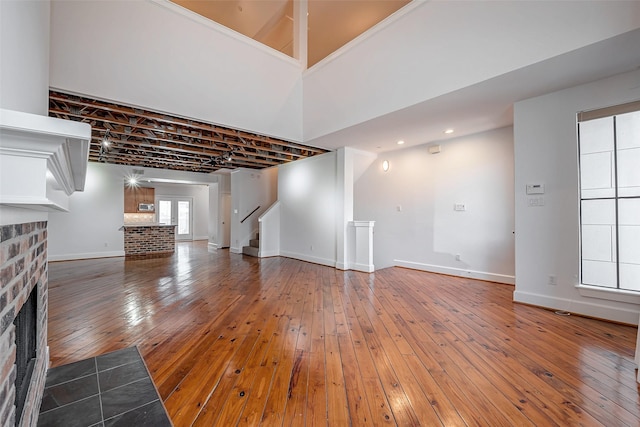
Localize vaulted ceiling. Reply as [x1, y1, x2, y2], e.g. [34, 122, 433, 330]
[171, 0, 410, 67]
[47, 1, 410, 173]
[47, 2, 640, 174]
[49, 91, 328, 173]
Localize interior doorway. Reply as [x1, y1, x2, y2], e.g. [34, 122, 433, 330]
[157, 197, 193, 241]
[220, 193, 231, 248]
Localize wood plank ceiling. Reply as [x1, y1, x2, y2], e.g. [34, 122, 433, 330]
[171, 0, 411, 67]
[48, 91, 328, 173]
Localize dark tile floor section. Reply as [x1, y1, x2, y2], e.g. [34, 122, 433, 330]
[37, 347, 172, 427]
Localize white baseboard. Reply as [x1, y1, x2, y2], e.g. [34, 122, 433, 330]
[352, 262, 375, 273]
[230, 246, 242, 254]
[280, 250, 335, 268]
[207, 242, 218, 251]
[513, 290, 639, 325]
[193, 235, 208, 241]
[258, 249, 280, 258]
[49, 250, 125, 261]
[45, 345, 50, 370]
[394, 260, 515, 285]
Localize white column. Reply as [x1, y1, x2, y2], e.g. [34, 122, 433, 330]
[350, 220, 375, 273]
[336, 148, 354, 270]
[293, 0, 308, 70]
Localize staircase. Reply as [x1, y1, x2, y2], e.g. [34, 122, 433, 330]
[242, 233, 259, 257]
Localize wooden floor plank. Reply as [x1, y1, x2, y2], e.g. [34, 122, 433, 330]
[46, 242, 640, 426]
[410, 274, 640, 426]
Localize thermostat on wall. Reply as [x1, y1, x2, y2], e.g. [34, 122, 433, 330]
[526, 184, 545, 195]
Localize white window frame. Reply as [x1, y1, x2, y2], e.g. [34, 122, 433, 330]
[577, 101, 640, 296]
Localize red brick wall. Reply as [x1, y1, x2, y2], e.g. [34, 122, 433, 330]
[124, 225, 175, 257]
[0, 222, 49, 427]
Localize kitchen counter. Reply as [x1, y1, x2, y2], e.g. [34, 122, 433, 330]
[121, 224, 176, 258]
[121, 223, 175, 228]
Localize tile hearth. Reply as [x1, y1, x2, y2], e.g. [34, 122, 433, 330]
[37, 347, 172, 427]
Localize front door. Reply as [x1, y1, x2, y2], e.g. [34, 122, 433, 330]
[157, 197, 193, 241]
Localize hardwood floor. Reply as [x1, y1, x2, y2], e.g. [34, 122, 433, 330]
[47, 241, 640, 426]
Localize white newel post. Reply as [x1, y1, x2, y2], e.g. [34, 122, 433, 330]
[350, 220, 375, 273]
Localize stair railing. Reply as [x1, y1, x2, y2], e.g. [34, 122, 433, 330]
[240, 206, 260, 224]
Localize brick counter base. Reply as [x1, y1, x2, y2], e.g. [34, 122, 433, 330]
[123, 225, 176, 258]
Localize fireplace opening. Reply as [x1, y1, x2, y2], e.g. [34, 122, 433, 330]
[14, 287, 37, 425]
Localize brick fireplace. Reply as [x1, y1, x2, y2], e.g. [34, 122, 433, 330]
[0, 222, 49, 427]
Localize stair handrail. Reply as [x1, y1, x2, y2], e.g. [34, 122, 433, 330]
[240, 205, 261, 224]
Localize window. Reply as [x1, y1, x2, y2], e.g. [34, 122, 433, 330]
[578, 102, 640, 292]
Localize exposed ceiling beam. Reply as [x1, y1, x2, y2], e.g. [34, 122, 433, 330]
[49, 91, 328, 173]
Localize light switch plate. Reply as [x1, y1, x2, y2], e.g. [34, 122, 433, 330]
[526, 184, 545, 194]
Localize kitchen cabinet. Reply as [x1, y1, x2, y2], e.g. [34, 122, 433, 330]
[124, 187, 155, 213]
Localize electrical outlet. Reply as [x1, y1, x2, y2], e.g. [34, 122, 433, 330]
[455, 254, 461, 261]
[548, 275, 557, 286]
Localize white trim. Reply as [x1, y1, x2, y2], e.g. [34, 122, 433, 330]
[304, 0, 425, 75]
[0, 108, 90, 194]
[576, 284, 640, 305]
[0, 197, 67, 212]
[49, 251, 125, 262]
[230, 246, 242, 254]
[335, 261, 375, 273]
[0, 206, 47, 226]
[150, 0, 301, 67]
[207, 242, 218, 252]
[514, 290, 640, 325]
[352, 262, 375, 273]
[258, 200, 281, 222]
[258, 249, 280, 258]
[280, 250, 336, 268]
[0, 109, 91, 212]
[394, 259, 515, 285]
[352, 220, 375, 227]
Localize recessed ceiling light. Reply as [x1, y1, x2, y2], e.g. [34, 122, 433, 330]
[397, 140, 405, 145]
[102, 130, 111, 147]
[444, 129, 454, 134]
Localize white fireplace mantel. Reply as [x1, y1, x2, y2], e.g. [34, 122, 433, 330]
[0, 108, 91, 211]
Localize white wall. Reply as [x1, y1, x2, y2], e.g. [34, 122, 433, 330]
[354, 127, 515, 283]
[49, 0, 303, 142]
[278, 152, 337, 267]
[230, 168, 277, 253]
[48, 163, 218, 260]
[303, 0, 640, 141]
[258, 201, 281, 258]
[208, 183, 219, 247]
[0, 0, 51, 225]
[48, 163, 125, 260]
[514, 69, 640, 324]
[0, 0, 50, 115]
[153, 183, 209, 240]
